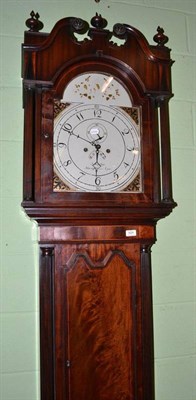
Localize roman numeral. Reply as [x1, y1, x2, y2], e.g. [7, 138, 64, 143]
[76, 113, 84, 121]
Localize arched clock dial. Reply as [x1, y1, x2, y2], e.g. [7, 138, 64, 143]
[54, 103, 140, 192]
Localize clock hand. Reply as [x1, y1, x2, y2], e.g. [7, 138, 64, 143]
[93, 158, 101, 187]
[96, 135, 104, 141]
[70, 131, 92, 144]
[95, 144, 101, 160]
[96, 149, 99, 165]
[92, 144, 101, 170]
[70, 130, 103, 147]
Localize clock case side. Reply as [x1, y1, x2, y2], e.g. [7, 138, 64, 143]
[21, 16, 177, 225]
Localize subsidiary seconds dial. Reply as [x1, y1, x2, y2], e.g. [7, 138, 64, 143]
[54, 103, 140, 192]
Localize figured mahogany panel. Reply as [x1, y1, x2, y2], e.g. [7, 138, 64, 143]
[53, 242, 143, 400]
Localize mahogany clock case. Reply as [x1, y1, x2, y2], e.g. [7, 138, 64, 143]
[21, 12, 177, 400]
[22, 12, 176, 225]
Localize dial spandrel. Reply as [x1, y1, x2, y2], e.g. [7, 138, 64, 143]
[53, 73, 142, 193]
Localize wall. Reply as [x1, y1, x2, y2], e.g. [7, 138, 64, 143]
[0, 1, 195, 399]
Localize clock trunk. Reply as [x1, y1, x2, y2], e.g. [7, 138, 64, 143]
[39, 226, 155, 400]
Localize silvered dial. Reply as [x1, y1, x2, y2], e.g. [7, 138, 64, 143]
[54, 103, 140, 192]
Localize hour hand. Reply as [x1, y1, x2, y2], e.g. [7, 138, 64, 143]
[96, 134, 104, 141]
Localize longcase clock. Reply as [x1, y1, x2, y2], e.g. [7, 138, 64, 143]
[22, 11, 177, 400]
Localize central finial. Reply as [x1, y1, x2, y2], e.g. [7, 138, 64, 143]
[91, 13, 107, 29]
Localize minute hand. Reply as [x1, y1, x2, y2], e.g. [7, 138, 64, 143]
[70, 131, 103, 146]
